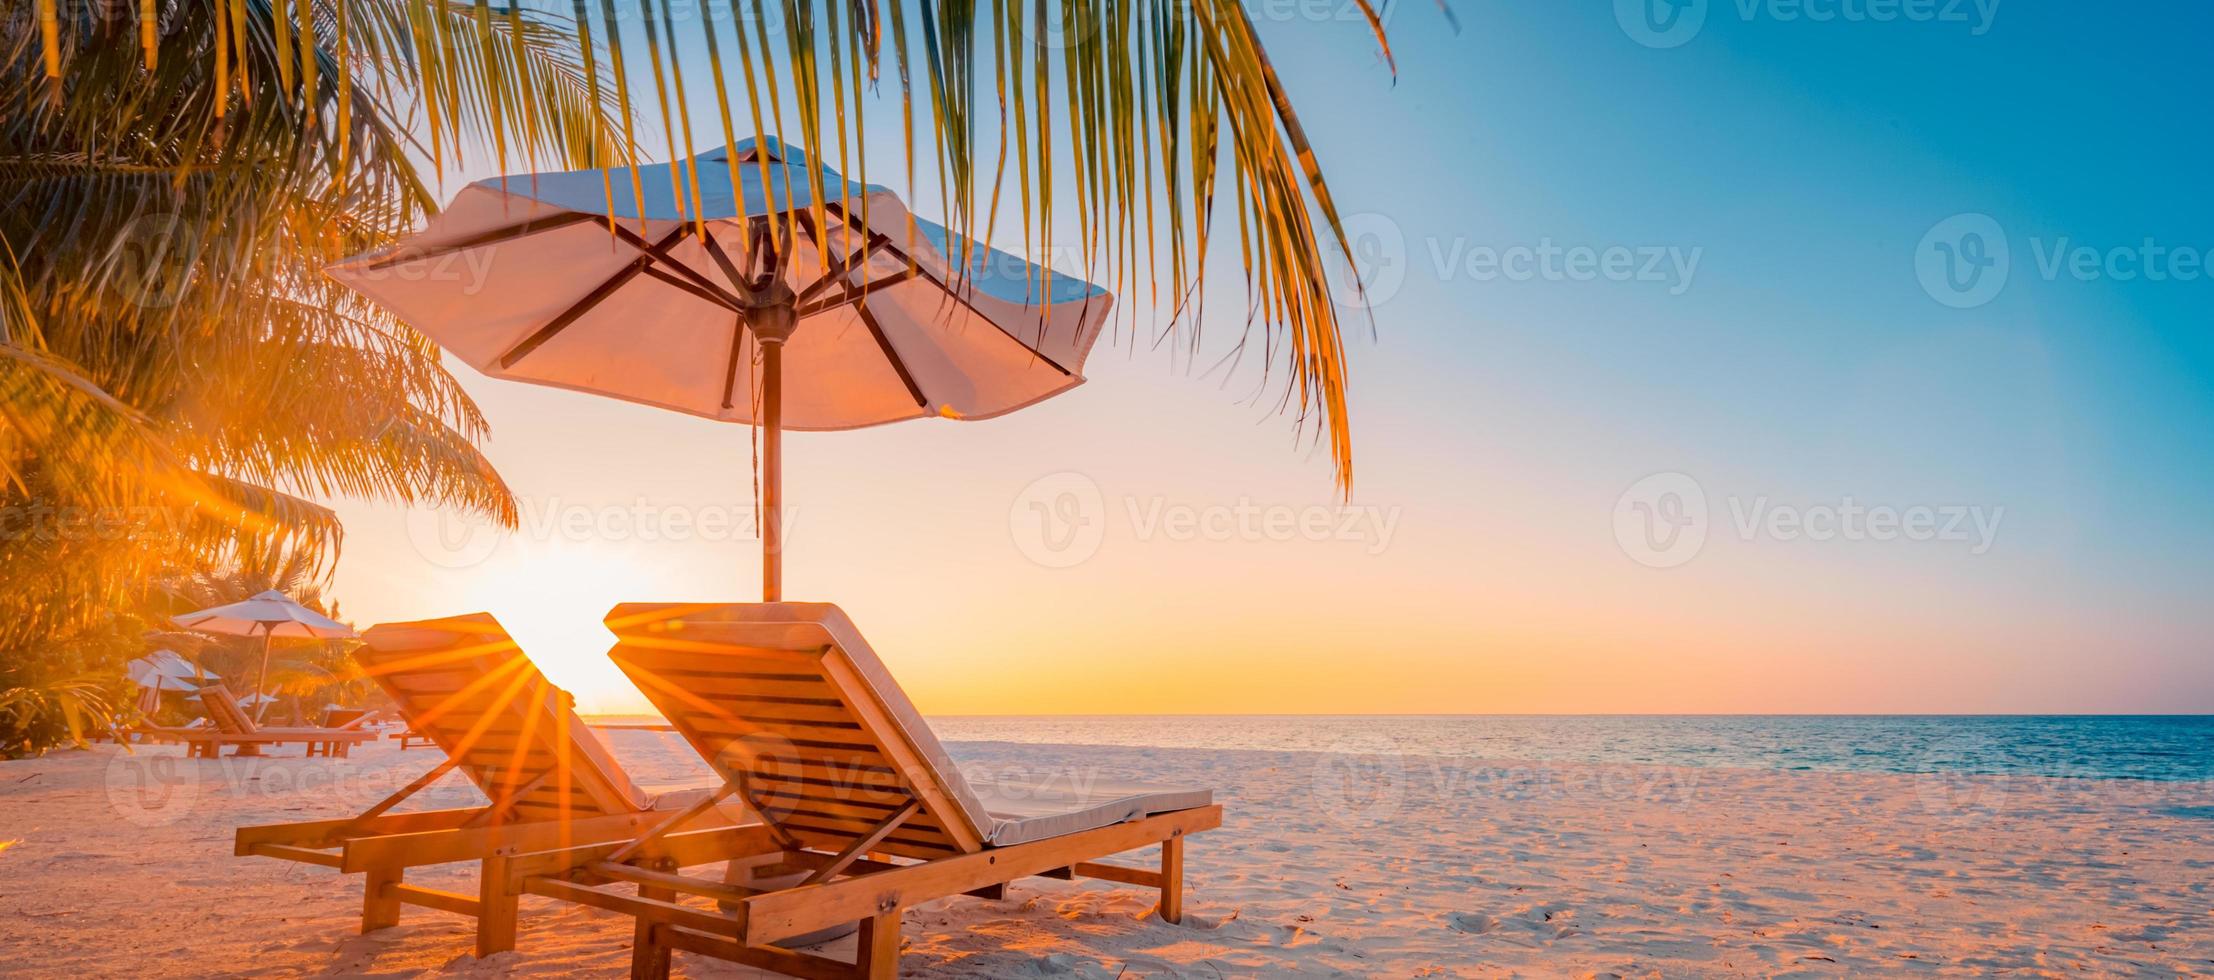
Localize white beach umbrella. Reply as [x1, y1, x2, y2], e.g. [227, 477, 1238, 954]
[328, 138, 1112, 600]
[126, 649, 216, 692]
[173, 590, 355, 721]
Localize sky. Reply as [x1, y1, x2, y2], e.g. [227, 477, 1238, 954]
[326, 0, 2214, 715]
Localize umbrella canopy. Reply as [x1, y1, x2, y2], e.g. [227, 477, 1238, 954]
[174, 590, 355, 640]
[174, 590, 354, 721]
[126, 650, 215, 692]
[328, 138, 1111, 429]
[329, 138, 1113, 599]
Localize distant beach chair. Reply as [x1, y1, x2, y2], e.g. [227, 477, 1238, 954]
[510, 602, 1220, 980]
[140, 684, 377, 758]
[234, 613, 739, 957]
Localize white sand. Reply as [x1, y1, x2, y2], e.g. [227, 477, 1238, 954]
[3, 732, 2211, 977]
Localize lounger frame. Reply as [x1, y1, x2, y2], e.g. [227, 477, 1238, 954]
[233, 613, 734, 956]
[505, 797, 1220, 979]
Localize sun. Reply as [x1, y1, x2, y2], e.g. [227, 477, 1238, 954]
[422, 537, 668, 716]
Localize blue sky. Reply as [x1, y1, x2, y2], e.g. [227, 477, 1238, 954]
[332, 1, 2213, 712]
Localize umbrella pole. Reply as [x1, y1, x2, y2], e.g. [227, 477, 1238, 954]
[252, 626, 274, 723]
[755, 295, 796, 603]
[762, 336, 784, 602]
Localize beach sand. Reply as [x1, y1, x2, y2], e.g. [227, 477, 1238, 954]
[3, 732, 2211, 977]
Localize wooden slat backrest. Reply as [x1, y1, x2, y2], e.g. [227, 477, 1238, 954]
[605, 602, 990, 859]
[357, 614, 648, 819]
[198, 684, 259, 735]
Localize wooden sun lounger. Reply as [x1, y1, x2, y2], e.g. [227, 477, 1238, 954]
[142, 684, 378, 758]
[233, 614, 739, 956]
[504, 602, 1222, 980]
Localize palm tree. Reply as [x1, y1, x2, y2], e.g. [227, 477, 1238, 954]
[20, 0, 1400, 493]
[1, 0, 616, 749]
[6, 0, 1407, 749]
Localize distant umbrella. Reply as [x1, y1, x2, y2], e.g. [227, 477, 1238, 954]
[328, 138, 1111, 600]
[173, 590, 355, 722]
[125, 650, 215, 693]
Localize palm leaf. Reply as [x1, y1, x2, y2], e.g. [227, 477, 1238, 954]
[29, 0, 1418, 492]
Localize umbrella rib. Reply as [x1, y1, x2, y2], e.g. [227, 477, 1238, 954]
[791, 212, 890, 308]
[819, 202, 1075, 377]
[698, 231, 757, 304]
[607, 224, 748, 309]
[361, 211, 597, 270]
[497, 228, 688, 369]
[640, 264, 742, 311]
[794, 265, 924, 317]
[788, 214, 924, 407]
[852, 301, 930, 409]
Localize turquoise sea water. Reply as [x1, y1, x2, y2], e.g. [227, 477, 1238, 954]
[590, 714, 2214, 781]
[920, 715, 2214, 782]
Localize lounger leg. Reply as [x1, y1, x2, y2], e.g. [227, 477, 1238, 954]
[857, 909, 902, 980]
[1159, 836, 1185, 924]
[630, 861, 675, 980]
[477, 855, 519, 957]
[362, 866, 404, 932]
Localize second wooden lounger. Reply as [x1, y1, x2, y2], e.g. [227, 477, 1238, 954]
[507, 601, 1222, 980]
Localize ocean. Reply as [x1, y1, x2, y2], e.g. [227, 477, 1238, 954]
[585, 713, 2214, 781]
[917, 715, 2214, 782]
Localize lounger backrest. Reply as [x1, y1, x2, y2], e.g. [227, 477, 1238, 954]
[199, 684, 259, 735]
[605, 602, 994, 859]
[358, 613, 650, 818]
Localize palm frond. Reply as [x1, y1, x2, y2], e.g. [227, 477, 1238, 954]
[26, 0, 1417, 493]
